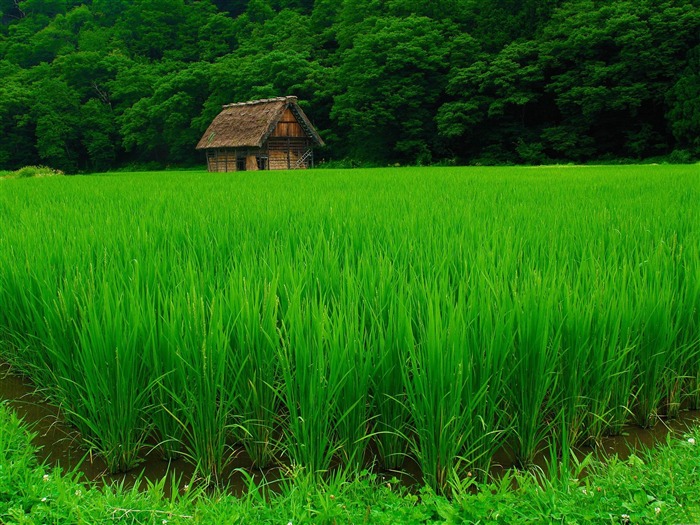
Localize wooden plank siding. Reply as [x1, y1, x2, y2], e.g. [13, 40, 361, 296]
[207, 140, 312, 172]
[270, 109, 306, 138]
[206, 150, 237, 172]
[268, 138, 312, 169]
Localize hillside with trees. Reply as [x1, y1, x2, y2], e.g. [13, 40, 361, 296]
[1, 0, 698, 172]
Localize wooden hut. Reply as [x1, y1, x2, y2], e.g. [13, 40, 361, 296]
[196, 96, 324, 172]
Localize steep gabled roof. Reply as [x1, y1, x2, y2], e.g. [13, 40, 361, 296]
[196, 96, 324, 150]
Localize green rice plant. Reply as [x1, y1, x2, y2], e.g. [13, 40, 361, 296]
[327, 285, 373, 473]
[147, 289, 188, 461]
[556, 301, 593, 449]
[557, 265, 634, 446]
[638, 233, 694, 420]
[403, 279, 491, 493]
[507, 277, 562, 468]
[223, 273, 281, 469]
[1, 165, 698, 490]
[165, 288, 243, 483]
[0, 271, 79, 391]
[367, 284, 411, 471]
[602, 283, 638, 436]
[29, 283, 92, 434]
[587, 311, 635, 442]
[662, 234, 700, 414]
[277, 291, 343, 476]
[631, 294, 678, 428]
[682, 231, 700, 409]
[67, 275, 152, 473]
[461, 280, 514, 477]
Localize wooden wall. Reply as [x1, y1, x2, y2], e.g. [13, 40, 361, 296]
[268, 138, 312, 169]
[270, 109, 305, 138]
[205, 141, 313, 172]
[206, 150, 237, 172]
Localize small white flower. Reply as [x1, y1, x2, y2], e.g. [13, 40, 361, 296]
[74, 489, 82, 497]
[655, 507, 661, 515]
[162, 520, 168, 525]
[43, 474, 50, 482]
[41, 497, 47, 502]
[688, 437, 696, 445]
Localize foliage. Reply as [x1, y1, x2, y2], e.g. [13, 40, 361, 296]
[0, 0, 698, 171]
[3, 165, 64, 178]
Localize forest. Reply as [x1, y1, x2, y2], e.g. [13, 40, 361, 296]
[0, 0, 699, 172]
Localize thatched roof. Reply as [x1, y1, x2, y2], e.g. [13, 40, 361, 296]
[196, 96, 324, 150]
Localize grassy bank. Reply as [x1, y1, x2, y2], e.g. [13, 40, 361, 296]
[2, 401, 700, 524]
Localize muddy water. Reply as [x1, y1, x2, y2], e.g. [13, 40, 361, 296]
[2, 362, 699, 494]
[0, 364, 246, 495]
[0, 364, 314, 496]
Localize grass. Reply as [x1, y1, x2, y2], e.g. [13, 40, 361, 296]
[2, 400, 700, 524]
[0, 165, 698, 494]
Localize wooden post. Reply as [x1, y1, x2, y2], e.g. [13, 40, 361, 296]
[287, 137, 291, 169]
[246, 155, 258, 171]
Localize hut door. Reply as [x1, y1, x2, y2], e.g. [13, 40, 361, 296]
[236, 157, 246, 171]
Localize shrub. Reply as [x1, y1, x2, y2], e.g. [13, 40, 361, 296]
[11, 166, 65, 178]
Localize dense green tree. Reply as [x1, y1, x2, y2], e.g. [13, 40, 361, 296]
[119, 62, 212, 164]
[539, 0, 700, 159]
[0, 0, 25, 24]
[460, 0, 563, 50]
[0, 0, 698, 170]
[0, 64, 36, 168]
[198, 12, 239, 61]
[30, 75, 82, 171]
[111, 0, 206, 61]
[438, 38, 549, 163]
[80, 98, 119, 171]
[667, 45, 700, 156]
[332, 16, 453, 163]
[211, 0, 249, 18]
[438, 0, 700, 163]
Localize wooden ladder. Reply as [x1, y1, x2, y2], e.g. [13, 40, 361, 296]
[295, 149, 313, 169]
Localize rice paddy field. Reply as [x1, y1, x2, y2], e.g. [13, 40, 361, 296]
[0, 165, 698, 493]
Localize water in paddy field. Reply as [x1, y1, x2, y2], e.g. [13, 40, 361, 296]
[1, 362, 699, 495]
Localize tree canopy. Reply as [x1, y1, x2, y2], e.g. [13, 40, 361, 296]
[0, 0, 698, 171]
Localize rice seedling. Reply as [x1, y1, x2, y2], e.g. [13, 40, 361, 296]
[0, 165, 697, 489]
[631, 293, 678, 428]
[556, 264, 633, 446]
[461, 281, 513, 477]
[148, 289, 188, 461]
[507, 277, 562, 468]
[68, 273, 153, 473]
[327, 283, 373, 473]
[164, 287, 243, 483]
[403, 277, 498, 493]
[277, 290, 343, 476]
[367, 276, 412, 471]
[223, 273, 281, 469]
